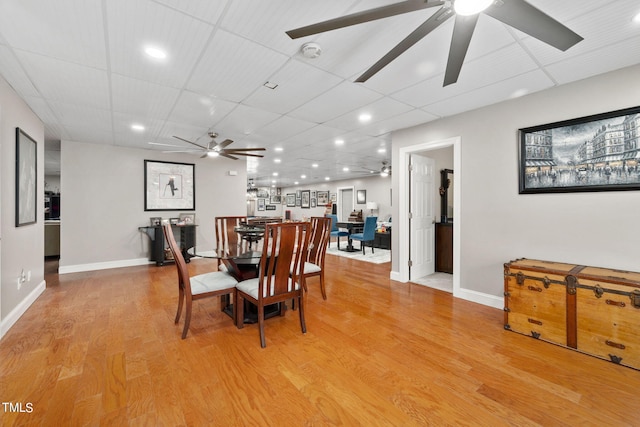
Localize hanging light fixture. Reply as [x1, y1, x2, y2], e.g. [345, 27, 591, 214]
[246, 179, 258, 198]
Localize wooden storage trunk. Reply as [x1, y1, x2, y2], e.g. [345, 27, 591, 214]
[504, 258, 640, 370]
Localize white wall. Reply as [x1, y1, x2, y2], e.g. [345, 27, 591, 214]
[281, 175, 392, 221]
[0, 76, 45, 337]
[391, 64, 640, 298]
[60, 140, 247, 272]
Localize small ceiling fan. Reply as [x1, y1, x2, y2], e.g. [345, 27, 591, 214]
[153, 132, 266, 160]
[286, 0, 583, 86]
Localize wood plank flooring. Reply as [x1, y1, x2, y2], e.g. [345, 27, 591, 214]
[1, 255, 639, 426]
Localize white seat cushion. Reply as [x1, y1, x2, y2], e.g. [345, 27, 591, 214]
[237, 275, 299, 299]
[302, 262, 321, 274]
[190, 271, 237, 295]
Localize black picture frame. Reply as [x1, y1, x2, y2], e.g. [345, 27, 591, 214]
[16, 128, 37, 227]
[301, 190, 310, 208]
[519, 106, 640, 194]
[317, 190, 329, 205]
[266, 205, 277, 211]
[144, 160, 195, 211]
[286, 193, 296, 207]
[357, 189, 367, 204]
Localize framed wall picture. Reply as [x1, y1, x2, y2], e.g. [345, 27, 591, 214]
[316, 190, 329, 205]
[144, 160, 195, 211]
[257, 189, 270, 198]
[357, 190, 367, 204]
[311, 198, 317, 208]
[270, 194, 282, 204]
[179, 213, 195, 224]
[330, 193, 337, 202]
[519, 105, 640, 194]
[266, 205, 276, 211]
[301, 190, 311, 208]
[286, 193, 296, 207]
[257, 198, 265, 211]
[15, 128, 37, 227]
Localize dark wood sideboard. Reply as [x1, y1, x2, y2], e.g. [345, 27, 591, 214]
[435, 222, 453, 273]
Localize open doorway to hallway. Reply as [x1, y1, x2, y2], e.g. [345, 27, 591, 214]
[397, 136, 460, 296]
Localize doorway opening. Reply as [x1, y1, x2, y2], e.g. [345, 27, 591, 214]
[337, 186, 354, 221]
[397, 136, 461, 296]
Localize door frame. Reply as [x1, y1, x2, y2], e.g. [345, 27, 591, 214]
[397, 136, 461, 295]
[337, 186, 354, 221]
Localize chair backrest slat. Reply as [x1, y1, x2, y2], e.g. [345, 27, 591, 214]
[163, 224, 191, 294]
[308, 217, 332, 266]
[258, 222, 310, 298]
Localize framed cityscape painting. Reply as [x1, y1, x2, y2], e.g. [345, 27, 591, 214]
[519, 106, 640, 194]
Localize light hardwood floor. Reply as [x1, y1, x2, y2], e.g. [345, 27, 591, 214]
[1, 255, 639, 426]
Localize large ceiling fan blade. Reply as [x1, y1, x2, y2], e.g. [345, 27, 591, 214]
[218, 152, 239, 160]
[286, 0, 444, 39]
[161, 150, 200, 154]
[224, 152, 265, 158]
[172, 135, 208, 150]
[223, 147, 266, 152]
[149, 141, 184, 148]
[443, 14, 479, 87]
[356, 6, 453, 82]
[216, 139, 234, 149]
[485, 0, 583, 51]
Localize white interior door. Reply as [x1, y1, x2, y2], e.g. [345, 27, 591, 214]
[339, 188, 353, 221]
[409, 154, 435, 279]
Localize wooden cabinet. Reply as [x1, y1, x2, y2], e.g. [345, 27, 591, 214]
[435, 223, 453, 273]
[504, 258, 640, 370]
[139, 225, 196, 266]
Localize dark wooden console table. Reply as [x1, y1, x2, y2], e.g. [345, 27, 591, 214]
[139, 224, 196, 266]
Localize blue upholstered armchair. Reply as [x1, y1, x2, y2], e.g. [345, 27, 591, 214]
[350, 216, 377, 254]
[327, 214, 348, 249]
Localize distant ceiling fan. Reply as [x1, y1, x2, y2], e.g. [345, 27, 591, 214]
[286, 0, 583, 86]
[154, 132, 266, 160]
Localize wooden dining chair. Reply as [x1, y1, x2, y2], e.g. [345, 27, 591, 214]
[163, 224, 238, 339]
[301, 216, 332, 299]
[215, 216, 248, 270]
[235, 221, 310, 348]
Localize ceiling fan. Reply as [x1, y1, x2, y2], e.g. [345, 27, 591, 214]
[154, 132, 266, 160]
[286, 0, 583, 86]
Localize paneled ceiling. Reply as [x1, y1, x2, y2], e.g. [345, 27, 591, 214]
[0, 0, 639, 186]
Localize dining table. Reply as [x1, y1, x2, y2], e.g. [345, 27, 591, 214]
[335, 221, 364, 252]
[188, 245, 280, 324]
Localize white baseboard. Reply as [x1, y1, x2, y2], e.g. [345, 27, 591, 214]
[389, 270, 502, 310]
[1, 280, 46, 339]
[59, 257, 152, 274]
[454, 288, 503, 310]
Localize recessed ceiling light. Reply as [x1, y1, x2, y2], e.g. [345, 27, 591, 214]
[274, 158, 281, 163]
[358, 113, 372, 122]
[511, 88, 529, 98]
[144, 46, 167, 60]
[312, 163, 318, 168]
[301, 174, 306, 179]
[343, 167, 349, 172]
[335, 139, 344, 145]
[272, 172, 278, 176]
[325, 177, 330, 181]
[377, 148, 386, 153]
[275, 147, 283, 152]
[294, 181, 299, 185]
[272, 180, 276, 184]
[271, 184, 276, 187]
[131, 124, 145, 132]
[634, 11, 640, 23]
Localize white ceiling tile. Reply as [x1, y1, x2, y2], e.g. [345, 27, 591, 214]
[425, 69, 556, 117]
[243, 58, 343, 114]
[47, 101, 112, 132]
[187, 29, 289, 102]
[0, 46, 40, 98]
[288, 81, 383, 123]
[544, 38, 640, 85]
[324, 97, 414, 132]
[0, 0, 106, 68]
[213, 104, 281, 139]
[250, 115, 317, 142]
[15, 51, 110, 110]
[360, 109, 440, 137]
[65, 127, 115, 145]
[153, 0, 229, 25]
[106, 0, 214, 87]
[168, 91, 238, 128]
[111, 74, 181, 118]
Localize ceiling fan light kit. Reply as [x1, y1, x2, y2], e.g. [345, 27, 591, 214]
[167, 132, 266, 160]
[286, 0, 583, 86]
[301, 42, 322, 58]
